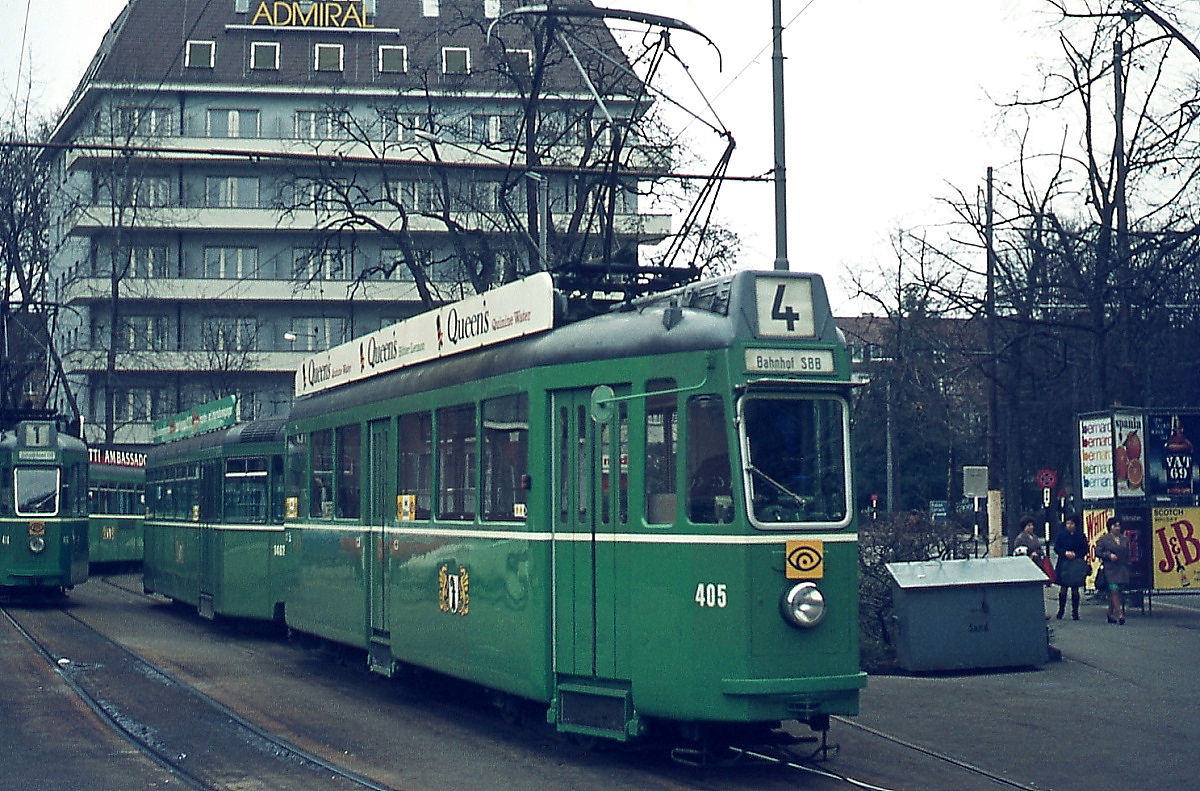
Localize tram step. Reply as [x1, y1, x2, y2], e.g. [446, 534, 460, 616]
[554, 681, 641, 741]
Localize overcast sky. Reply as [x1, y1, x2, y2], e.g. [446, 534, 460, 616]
[2, 0, 1059, 310]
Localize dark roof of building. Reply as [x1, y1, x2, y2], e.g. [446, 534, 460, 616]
[56, 0, 644, 138]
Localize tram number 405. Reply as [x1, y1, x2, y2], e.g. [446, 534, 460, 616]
[695, 583, 728, 608]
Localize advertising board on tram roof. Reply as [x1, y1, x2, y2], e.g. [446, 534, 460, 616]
[294, 273, 556, 399]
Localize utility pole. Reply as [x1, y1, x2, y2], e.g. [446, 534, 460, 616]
[985, 166, 1003, 556]
[771, 0, 788, 271]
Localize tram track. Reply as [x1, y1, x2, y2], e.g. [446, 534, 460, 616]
[3, 580, 1048, 791]
[0, 600, 397, 791]
[732, 716, 1047, 791]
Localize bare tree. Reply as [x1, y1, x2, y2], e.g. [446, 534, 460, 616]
[849, 0, 1200, 527]
[275, 10, 734, 314]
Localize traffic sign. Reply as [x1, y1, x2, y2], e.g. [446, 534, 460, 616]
[1037, 468, 1058, 489]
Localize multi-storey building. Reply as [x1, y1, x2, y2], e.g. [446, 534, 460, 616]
[47, 0, 669, 445]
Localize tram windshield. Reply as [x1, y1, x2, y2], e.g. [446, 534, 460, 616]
[740, 396, 849, 527]
[15, 467, 60, 516]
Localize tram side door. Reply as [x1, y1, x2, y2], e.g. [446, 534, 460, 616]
[198, 460, 222, 618]
[551, 387, 629, 682]
[366, 419, 392, 643]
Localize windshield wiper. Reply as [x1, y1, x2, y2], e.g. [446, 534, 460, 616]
[745, 464, 809, 507]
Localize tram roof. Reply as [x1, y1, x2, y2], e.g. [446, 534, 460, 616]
[290, 270, 840, 421]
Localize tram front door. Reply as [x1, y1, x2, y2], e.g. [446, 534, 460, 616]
[551, 386, 630, 682]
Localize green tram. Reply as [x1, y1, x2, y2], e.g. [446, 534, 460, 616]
[283, 270, 865, 746]
[143, 418, 287, 620]
[0, 416, 89, 592]
[88, 448, 147, 568]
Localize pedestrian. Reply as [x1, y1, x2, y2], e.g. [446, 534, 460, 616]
[1094, 516, 1130, 624]
[1013, 515, 1044, 562]
[1054, 517, 1089, 620]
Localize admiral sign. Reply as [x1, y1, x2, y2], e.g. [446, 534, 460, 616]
[295, 273, 556, 398]
[250, 0, 373, 28]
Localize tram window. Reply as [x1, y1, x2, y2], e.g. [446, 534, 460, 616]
[336, 424, 361, 519]
[686, 396, 733, 524]
[311, 429, 334, 518]
[482, 394, 528, 522]
[15, 467, 59, 515]
[225, 457, 268, 523]
[618, 404, 629, 524]
[437, 404, 477, 520]
[644, 379, 678, 524]
[0, 468, 11, 515]
[557, 406, 569, 523]
[742, 397, 849, 526]
[398, 412, 432, 520]
[286, 434, 306, 518]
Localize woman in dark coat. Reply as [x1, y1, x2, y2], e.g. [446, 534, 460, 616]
[1054, 517, 1089, 620]
[1094, 516, 1131, 624]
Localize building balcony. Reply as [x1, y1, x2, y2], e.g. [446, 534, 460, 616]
[60, 276, 426, 305]
[62, 348, 309, 376]
[64, 204, 670, 242]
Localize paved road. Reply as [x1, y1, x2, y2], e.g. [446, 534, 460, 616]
[838, 587, 1200, 791]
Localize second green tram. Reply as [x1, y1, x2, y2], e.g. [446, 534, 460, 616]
[143, 418, 287, 620]
[88, 448, 147, 568]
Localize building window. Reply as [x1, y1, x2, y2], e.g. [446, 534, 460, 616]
[503, 48, 532, 76]
[206, 109, 260, 138]
[294, 248, 348, 281]
[205, 176, 260, 208]
[121, 316, 171, 351]
[117, 106, 174, 137]
[442, 47, 470, 75]
[204, 246, 259, 279]
[295, 109, 350, 140]
[288, 317, 347, 350]
[186, 40, 215, 69]
[315, 43, 344, 72]
[130, 246, 170, 278]
[378, 45, 407, 74]
[382, 113, 425, 143]
[250, 41, 279, 70]
[201, 317, 258, 352]
[112, 388, 156, 422]
[106, 176, 171, 208]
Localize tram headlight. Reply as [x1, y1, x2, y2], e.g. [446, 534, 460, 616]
[780, 581, 826, 629]
[28, 536, 46, 554]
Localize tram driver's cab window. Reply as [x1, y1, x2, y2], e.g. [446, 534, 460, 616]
[741, 396, 849, 526]
[686, 396, 733, 524]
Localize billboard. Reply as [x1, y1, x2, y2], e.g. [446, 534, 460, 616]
[1151, 507, 1200, 590]
[1079, 416, 1114, 500]
[1145, 413, 1198, 497]
[1112, 412, 1145, 499]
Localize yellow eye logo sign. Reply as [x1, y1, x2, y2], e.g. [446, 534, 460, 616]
[785, 540, 824, 579]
